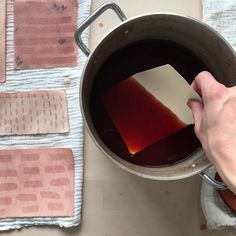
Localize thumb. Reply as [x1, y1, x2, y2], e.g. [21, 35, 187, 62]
[187, 100, 203, 134]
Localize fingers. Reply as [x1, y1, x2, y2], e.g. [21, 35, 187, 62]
[187, 100, 203, 136]
[191, 71, 218, 103]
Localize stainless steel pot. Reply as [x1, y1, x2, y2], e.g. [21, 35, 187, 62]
[75, 2, 236, 189]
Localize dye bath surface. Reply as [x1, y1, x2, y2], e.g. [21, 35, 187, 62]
[90, 40, 207, 166]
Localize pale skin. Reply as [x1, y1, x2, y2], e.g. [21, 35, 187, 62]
[188, 71, 236, 195]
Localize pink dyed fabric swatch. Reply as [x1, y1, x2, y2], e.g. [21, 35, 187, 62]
[0, 148, 74, 218]
[0, 90, 69, 135]
[14, 0, 78, 70]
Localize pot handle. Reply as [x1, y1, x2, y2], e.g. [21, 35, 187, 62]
[75, 2, 127, 56]
[199, 168, 227, 190]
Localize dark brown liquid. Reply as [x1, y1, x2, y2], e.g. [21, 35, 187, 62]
[90, 40, 207, 167]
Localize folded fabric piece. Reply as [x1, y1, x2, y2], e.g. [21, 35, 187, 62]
[14, 0, 78, 70]
[0, 148, 74, 218]
[201, 0, 236, 229]
[0, 0, 91, 230]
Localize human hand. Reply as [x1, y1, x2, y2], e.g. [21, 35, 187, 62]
[188, 71, 236, 194]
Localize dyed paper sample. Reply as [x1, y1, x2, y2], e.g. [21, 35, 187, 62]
[102, 78, 186, 154]
[0, 90, 69, 135]
[0, 148, 74, 218]
[0, 0, 6, 82]
[134, 64, 201, 124]
[14, 0, 78, 70]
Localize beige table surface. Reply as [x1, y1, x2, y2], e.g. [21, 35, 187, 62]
[1, 0, 236, 236]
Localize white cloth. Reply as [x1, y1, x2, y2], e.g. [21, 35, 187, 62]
[201, 167, 236, 229]
[0, 0, 91, 230]
[201, 0, 236, 229]
[202, 0, 236, 51]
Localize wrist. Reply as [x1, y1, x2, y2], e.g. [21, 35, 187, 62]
[211, 146, 236, 194]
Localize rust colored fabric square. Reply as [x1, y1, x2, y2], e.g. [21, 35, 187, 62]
[14, 0, 78, 70]
[0, 148, 74, 218]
